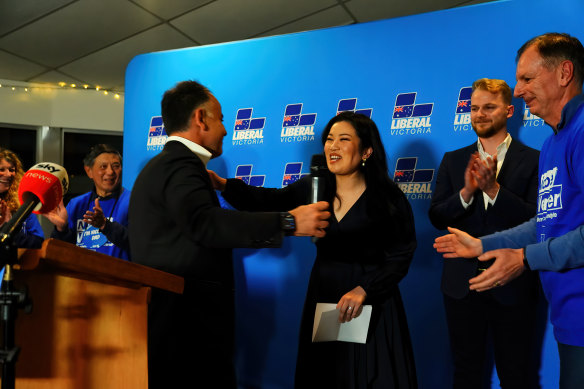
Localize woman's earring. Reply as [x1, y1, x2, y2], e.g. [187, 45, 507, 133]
[361, 158, 367, 167]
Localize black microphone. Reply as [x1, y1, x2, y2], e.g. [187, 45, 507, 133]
[309, 154, 327, 243]
[309, 154, 327, 204]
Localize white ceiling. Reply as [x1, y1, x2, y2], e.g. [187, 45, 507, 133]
[0, 0, 492, 92]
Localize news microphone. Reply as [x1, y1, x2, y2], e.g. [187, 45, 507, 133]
[310, 154, 327, 243]
[0, 163, 69, 246]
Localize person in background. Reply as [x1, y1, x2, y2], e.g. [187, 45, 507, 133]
[45, 144, 130, 260]
[429, 78, 540, 388]
[434, 32, 584, 389]
[0, 148, 44, 248]
[210, 111, 418, 389]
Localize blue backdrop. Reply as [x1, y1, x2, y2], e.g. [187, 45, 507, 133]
[123, 0, 584, 387]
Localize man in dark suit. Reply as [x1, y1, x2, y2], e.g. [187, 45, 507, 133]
[429, 78, 540, 388]
[129, 80, 330, 389]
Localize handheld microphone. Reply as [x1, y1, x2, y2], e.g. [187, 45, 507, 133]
[310, 154, 327, 204]
[310, 154, 327, 243]
[0, 163, 69, 245]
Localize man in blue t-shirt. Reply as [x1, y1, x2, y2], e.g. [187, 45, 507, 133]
[434, 32, 584, 389]
[45, 144, 130, 260]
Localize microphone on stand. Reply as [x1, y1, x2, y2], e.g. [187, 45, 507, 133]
[310, 154, 327, 243]
[0, 163, 69, 248]
[0, 163, 68, 389]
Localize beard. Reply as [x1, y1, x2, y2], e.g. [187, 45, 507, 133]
[471, 119, 506, 139]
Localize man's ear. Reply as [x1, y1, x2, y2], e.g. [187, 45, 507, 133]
[507, 104, 515, 119]
[191, 107, 207, 131]
[558, 60, 575, 87]
[84, 165, 93, 180]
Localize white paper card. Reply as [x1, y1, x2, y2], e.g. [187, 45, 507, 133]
[311, 303, 372, 344]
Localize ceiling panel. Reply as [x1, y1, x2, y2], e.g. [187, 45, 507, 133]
[28, 70, 84, 85]
[0, 0, 161, 67]
[345, 0, 494, 22]
[0, 50, 47, 80]
[257, 5, 353, 38]
[132, 0, 214, 20]
[0, 0, 75, 36]
[171, 0, 338, 44]
[59, 25, 198, 89]
[0, 0, 501, 91]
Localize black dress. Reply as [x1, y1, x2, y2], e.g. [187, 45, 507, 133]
[222, 177, 418, 389]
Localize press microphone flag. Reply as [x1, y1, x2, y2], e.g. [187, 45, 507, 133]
[18, 163, 69, 214]
[1, 163, 68, 244]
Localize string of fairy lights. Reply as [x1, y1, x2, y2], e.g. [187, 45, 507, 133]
[0, 81, 123, 100]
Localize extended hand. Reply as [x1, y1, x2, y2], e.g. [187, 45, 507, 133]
[43, 199, 68, 231]
[289, 201, 330, 238]
[83, 198, 106, 230]
[469, 248, 526, 292]
[207, 169, 227, 191]
[337, 286, 367, 323]
[433, 227, 483, 258]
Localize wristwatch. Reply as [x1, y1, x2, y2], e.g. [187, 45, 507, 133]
[280, 212, 296, 235]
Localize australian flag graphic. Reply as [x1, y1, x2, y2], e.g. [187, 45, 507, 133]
[148, 116, 166, 137]
[456, 87, 473, 114]
[282, 162, 309, 187]
[282, 104, 317, 127]
[393, 157, 434, 183]
[234, 108, 265, 131]
[235, 165, 265, 187]
[392, 93, 433, 119]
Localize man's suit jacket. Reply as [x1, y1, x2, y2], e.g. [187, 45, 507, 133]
[129, 141, 286, 388]
[428, 139, 539, 303]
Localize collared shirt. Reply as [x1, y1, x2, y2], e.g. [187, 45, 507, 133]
[460, 133, 512, 210]
[166, 135, 212, 166]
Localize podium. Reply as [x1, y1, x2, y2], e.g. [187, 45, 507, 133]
[3, 239, 183, 389]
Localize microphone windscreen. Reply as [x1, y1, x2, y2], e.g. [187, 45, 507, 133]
[310, 154, 327, 175]
[18, 163, 69, 213]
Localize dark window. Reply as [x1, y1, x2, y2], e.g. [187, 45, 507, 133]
[63, 132, 123, 202]
[0, 127, 37, 170]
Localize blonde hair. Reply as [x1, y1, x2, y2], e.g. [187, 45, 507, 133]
[472, 78, 512, 105]
[0, 148, 25, 211]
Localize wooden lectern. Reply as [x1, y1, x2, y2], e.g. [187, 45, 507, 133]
[4, 239, 183, 389]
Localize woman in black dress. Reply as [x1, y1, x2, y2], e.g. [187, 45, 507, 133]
[211, 112, 417, 389]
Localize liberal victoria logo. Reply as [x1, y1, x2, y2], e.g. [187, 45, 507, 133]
[393, 157, 434, 200]
[537, 167, 562, 224]
[336, 98, 373, 118]
[453, 87, 472, 132]
[390, 92, 433, 135]
[281, 104, 317, 143]
[235, 165, 265, 187]
[147, 116, 167, 151]
[282, 162, 309, 187]
[232, 108, 265, 146]
[522, 106, 546, 128]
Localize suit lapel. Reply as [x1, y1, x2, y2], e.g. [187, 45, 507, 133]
[497, 139, 524, 183]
